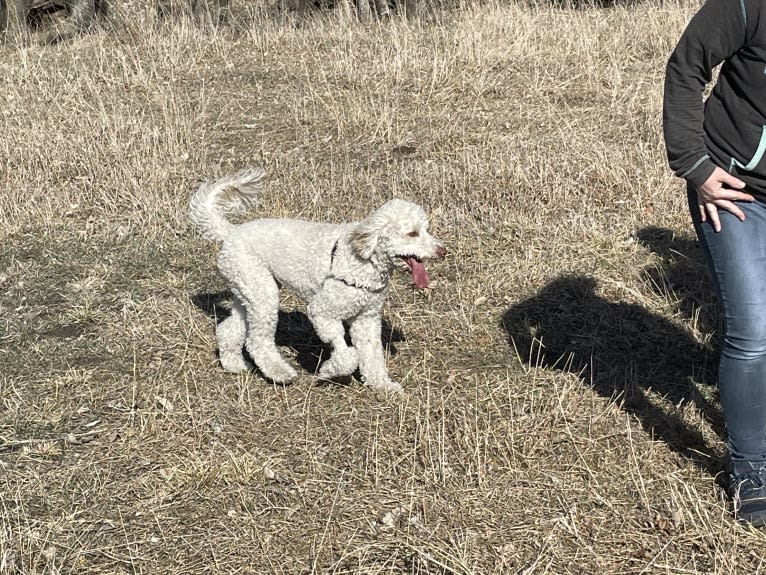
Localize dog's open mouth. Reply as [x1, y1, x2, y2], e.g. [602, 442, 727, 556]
[399, 256, 429, 289]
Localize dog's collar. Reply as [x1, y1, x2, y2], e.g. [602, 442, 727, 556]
[326, 240, 386, 293]
[330, 240, 339, 264]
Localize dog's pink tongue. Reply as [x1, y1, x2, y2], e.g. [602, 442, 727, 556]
[408, 257, 430, 288]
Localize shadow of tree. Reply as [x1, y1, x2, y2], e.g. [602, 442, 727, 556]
[191, 291, 404, 378]
[501, 268, 724, 476]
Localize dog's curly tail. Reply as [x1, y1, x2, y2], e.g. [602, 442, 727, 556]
[189, 166, 265, 242]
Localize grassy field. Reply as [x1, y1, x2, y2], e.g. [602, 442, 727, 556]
[2, 0, 764, 573]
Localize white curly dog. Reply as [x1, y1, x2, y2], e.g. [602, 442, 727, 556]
[190, 166, 446, 392]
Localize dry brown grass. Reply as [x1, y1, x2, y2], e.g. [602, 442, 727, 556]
[2, 1, 765, 573]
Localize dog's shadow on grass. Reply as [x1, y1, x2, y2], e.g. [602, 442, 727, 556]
[191, 291, 404, 383]
[501, 227, 725, 477]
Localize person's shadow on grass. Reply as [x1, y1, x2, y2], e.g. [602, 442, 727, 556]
[501, 228, 725, 476]
[636, 226, 720, 338]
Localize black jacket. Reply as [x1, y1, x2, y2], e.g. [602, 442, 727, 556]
[664, 0, 766, 197]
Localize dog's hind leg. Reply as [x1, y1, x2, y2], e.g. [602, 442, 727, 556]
[225, 265, 297, 384]
[216, 297, 253, 373]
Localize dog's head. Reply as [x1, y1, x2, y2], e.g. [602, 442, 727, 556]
[351, 199, 446, 288]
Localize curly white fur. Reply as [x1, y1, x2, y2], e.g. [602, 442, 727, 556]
[190, 166, 446, 393]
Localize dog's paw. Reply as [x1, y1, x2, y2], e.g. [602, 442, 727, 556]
[261, 362, 298, 384]
[365, 378, 403, 394]
[318, 348, 358, 380]
[317, 365, 339, 381]
[220, 352, 254, 373]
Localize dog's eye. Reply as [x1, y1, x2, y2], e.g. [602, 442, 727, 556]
[407, 231, 419, 238]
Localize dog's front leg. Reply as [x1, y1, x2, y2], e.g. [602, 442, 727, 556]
[348, 313, 402, 393]
[308, 306, 359, 381]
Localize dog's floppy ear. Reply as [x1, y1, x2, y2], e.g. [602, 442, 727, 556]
[352, 202, 398, 259]
[351, 219, 379, 260]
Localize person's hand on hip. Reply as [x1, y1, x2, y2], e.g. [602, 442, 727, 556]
[697, 167, 755, 232]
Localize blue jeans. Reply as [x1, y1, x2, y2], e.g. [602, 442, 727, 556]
[689, 185, 766, 466]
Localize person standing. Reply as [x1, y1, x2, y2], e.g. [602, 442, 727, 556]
[664, 0, 766, 526]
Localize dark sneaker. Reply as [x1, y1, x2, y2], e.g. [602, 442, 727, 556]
[729, 467, 766, 527]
